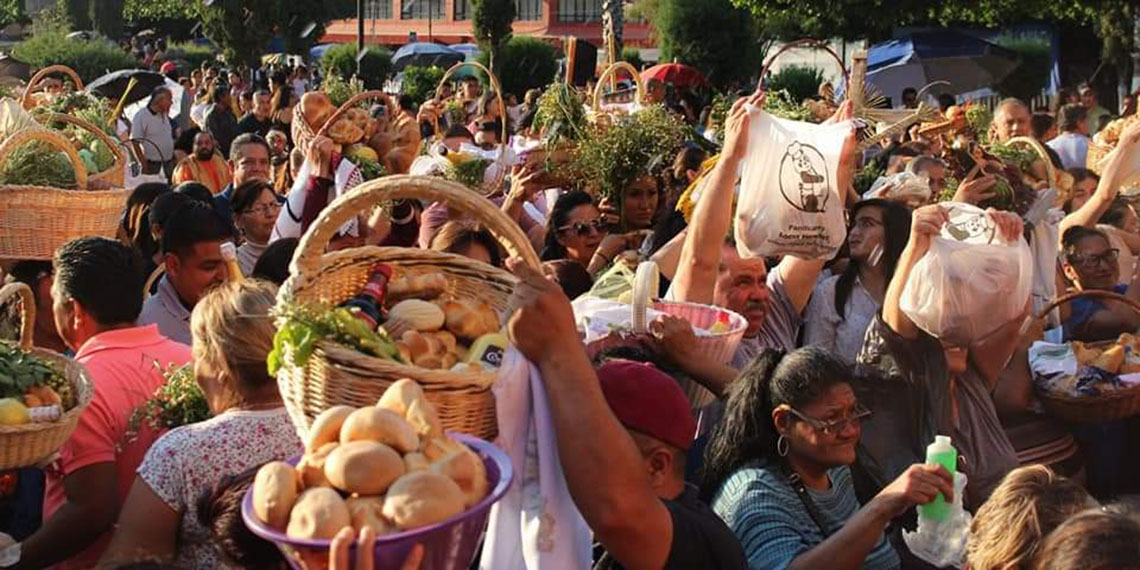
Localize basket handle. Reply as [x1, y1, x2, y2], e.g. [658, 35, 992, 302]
[35, 112, 126, 176]
[21, 65, 84, 109]
[592, 61, 647, 113]
[1035, 289, 1140, 321]
[314, 90, 395, 141]
[1006, 136, 1058, 190]
[290, 174, 541, 282]
[760, 39, 850, 94]
[0, 128, 89, 190]
[434, 61, 510, 147]
[0, 283, 34, 351]
[631, 261, 660, 333]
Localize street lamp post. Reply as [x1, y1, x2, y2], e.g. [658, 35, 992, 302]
[357, 0, 365, 76]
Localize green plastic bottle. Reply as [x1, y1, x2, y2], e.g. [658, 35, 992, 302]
[919, 435, 957, 522]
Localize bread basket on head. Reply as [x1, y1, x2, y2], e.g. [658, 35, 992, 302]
[0, 283, 94, 470]
[293, 89, 394, 155]
[275, 175, 541, 441]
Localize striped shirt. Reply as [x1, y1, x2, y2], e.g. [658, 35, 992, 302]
[711, 462, 899, 570]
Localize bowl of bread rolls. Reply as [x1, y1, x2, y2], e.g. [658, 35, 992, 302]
[242, 379, 512, 570]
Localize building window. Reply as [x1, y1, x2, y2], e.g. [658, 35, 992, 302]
[516, 0, 542, 20]
[401, 0, 444, 20]
[557, 0, 602, 23]
[455, 0, 541, 21]
[364, 0, 393, 20]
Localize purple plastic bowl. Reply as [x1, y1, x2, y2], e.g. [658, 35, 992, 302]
[242, 434, 513, 570]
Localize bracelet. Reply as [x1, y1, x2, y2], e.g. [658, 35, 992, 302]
[593, 251, 613, 265]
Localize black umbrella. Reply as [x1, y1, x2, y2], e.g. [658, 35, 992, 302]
[86, 69, 167, 106]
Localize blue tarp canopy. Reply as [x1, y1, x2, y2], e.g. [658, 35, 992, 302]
[866, 30, 1020, 105]
[392, 42, 463, 71]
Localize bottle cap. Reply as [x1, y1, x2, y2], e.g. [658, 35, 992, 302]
[934, 435, 951, 446]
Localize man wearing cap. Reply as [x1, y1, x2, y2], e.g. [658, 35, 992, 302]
[507, 260, 747, 570]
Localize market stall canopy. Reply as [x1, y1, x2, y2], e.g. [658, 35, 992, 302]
[866, 30, 1020, 107]
[392, 42, 463, 72]
[87, 69, 168, 107]
[641, 63, 706, 89]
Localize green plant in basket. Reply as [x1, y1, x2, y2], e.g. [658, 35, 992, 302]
[0, 342, 74, 410]
[444, 156, 493, 191]
[323, 73, 366, 108]
[762, 89, 816, 123]
[532, 82, 587, 145]
[268, 302, 403, 377]
[125, 364, 210, 443]
[0, 142, 76, 188]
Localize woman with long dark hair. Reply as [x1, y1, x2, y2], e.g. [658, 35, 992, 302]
[804, 199, 911, 362]
[701, 347, 953, 570]
[540, 190, 607, 268]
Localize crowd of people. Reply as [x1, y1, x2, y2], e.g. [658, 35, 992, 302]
[1, 35, 1140, 570]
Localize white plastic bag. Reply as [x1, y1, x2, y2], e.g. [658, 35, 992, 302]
[734, 110, 852, 259]
[864, 170, 932, 204]
[903, 472, 971, 569]
[900, 203, 1033, 345]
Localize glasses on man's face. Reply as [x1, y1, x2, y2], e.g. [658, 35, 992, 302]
[247, 202, 281, 217]
[787, 404, 872, 436]
[558, 218, 607, 237]
[1068, 248, 1119, 269]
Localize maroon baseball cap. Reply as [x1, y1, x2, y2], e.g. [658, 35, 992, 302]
[596, 360, 697, 451]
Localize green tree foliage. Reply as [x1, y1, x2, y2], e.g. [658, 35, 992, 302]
[13, 18, 137, 83]
[994, 35, 1052, 102]
[472, 0, 515, 75]
[475, 36, 558, 99]
[652, 0, 760, 87]
[621, 47, 644, 71]
[765, 65, 825, 103]
[401, 65, 446, 105]
[320, 44, 393, 89]
[123, 0, 196, 20]
[197, 0, 274, 67]
[0, 0, 26, 27]
[164, 41, 217, 70]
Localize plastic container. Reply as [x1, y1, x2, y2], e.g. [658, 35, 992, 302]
[919, 435, 958, 522]
[220, 241, 244, 282]
[242, 434, 513, 570]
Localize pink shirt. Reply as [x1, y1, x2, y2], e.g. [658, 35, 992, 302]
[43, 324, 192, 569]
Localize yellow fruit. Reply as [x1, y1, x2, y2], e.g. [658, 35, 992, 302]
[346, 144, 379, 164]
[0, 399, 30, 425]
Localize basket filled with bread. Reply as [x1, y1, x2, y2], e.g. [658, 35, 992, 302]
[1028, 290, 1140, 422]
[292, 90, 392, 180]
[243, 379, 511, 570]
[0, 283, 94, 469]
[273, 175, 541, 441]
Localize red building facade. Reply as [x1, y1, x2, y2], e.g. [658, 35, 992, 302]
[322, 0, 654, 49]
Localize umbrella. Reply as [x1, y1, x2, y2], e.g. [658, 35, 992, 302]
[641, 63, 706, 89]
[392, 42, 463, 72]
[66, 31, 94, 41]
[866, 30, 1020, 106]
[86, 69, 167, 106]
[124, 77, 184, 121]
[0, 55, 30, 82]
[450, 43, 482, 61]
[310, 43, 338, 60]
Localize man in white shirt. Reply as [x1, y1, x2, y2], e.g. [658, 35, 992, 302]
[130, 87, 175, 178]
[1047, 104, 1090, 171]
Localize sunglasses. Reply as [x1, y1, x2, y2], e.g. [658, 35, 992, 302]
[787, 404, 872, 436]
[1067, 248, 1119, 269]
[558, 218, 608, 237]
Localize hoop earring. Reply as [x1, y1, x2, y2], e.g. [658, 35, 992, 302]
[777, 435, 789, 457]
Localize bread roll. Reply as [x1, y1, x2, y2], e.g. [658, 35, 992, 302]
[404, 452, 430, 473]
[297, 442, 338, 488]
[431, 447, 489, 508]
[340, 407, 419, 453]
[382, 472, 466, 530]
[300, 92, 333, 131]
[287, 487, 351, 540]
[345, 496, 392, 535]
[388, 273, 448, 303]
[441, 300, 500, 340]
[422, 436, 466, 462]
[324, 441, 405, 495]
[387, 299, 446, 333]
[253, 461, 301, 530]
[376, 379, 425, 417]
[406, 397, 443, 440]
[306, 405, 355, 452]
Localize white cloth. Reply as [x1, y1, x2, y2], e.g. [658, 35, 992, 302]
[271, 158, 362, 242]
[1046, 132, 1090, 171]
[734, 110, 852, 259]
[479, 347, 593, 570]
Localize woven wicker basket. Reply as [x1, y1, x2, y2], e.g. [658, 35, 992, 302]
[1034, 290, 1140, 422]
[35, 112, 127, 187]
[276, 175, 541, 441]
[293, 90, 394, 156]
[20, 65, 84, 110]
[431, 61, 510, 195]
[0, 128, 129, 260]
[592, 61, 646, 114]
[0, 283, 94, 470]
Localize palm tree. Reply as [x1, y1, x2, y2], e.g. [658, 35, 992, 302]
[602, 0, 624, 65]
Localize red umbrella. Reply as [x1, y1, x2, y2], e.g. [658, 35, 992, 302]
[640, 63, 707, 88]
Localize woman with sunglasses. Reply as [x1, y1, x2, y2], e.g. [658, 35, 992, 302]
[230, 180, 282, 275]
[701, 347, 952, 570]
[804, 199, 910, 363]
[541, 191, 646, 276]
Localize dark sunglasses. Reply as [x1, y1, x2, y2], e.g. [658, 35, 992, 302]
[558, 218, 608, 237]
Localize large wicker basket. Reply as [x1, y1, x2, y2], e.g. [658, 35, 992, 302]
[0, 128, 129, 260]
[293, 90, 393, 155]
[431, 61, 510, 195]
[35, 112, 127, 188]
[0, 283, 94, 470]
[592, 61, 646, 114]
[1033, 290, 1140, 422]
[276, 175, 541, 441]
[20, 65, 84, 110]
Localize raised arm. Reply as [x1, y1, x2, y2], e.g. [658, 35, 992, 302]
[1060, 123, 1140, 235]
[883, 205, 949, 340]
[672, 93, 763, 304]
[507, 260, 673, 570]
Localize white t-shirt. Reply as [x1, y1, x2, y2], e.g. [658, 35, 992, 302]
[138, 408, 302, 569]
[1047, 132, 1090, 171]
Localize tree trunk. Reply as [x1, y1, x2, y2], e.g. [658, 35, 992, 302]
[63, 0, 91, 30]
[602, 0, 623, 66]
[91, 0, 123, 39]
